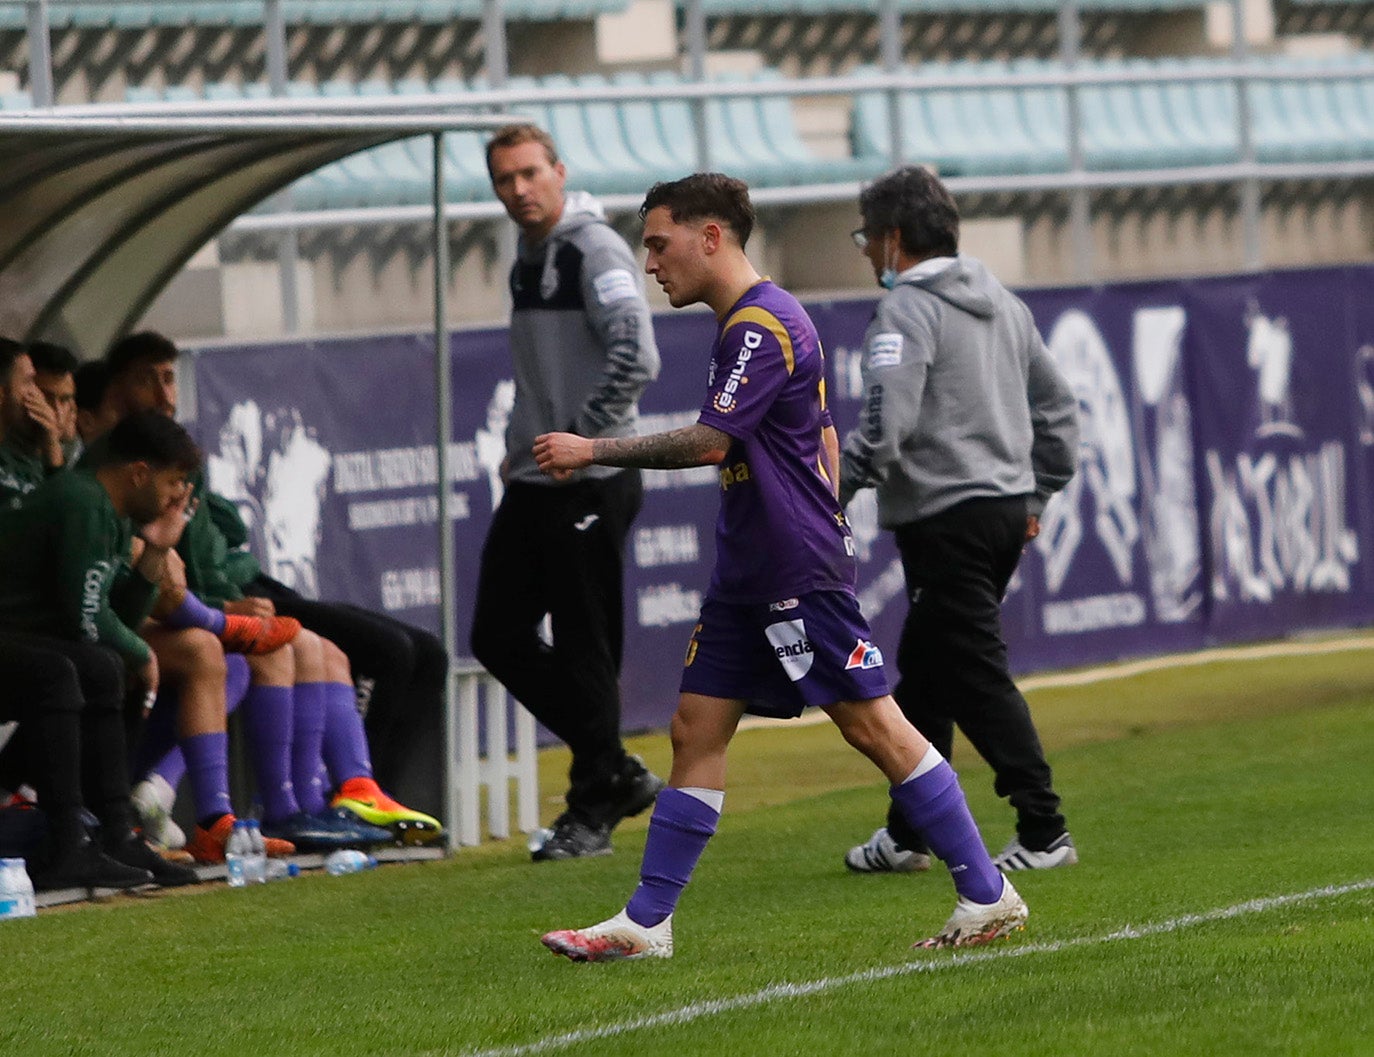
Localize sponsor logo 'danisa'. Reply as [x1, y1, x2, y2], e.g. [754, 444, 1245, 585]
[712, 329, 762, 414]
[845, 639, 883, 671]
[765, 618, 814, 682]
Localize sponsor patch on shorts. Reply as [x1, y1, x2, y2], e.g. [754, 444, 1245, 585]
[765, 618, 814, 682]
[592, 268, 638, 306]
[868, 332, 903, 370]
[844, 639, 884, 670]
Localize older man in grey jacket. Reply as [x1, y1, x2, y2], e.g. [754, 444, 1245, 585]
[839, 166, 1080, 874]
[472, 124, 664, 861]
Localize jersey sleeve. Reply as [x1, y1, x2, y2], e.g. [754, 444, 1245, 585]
[54, 496, 150, 666]
[697, 308, 797, 441]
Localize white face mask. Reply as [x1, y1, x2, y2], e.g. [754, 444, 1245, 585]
[879, 236, 898, 290]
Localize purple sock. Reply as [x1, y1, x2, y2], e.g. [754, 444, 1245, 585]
[319, 681, 373, 785]
[240, 685, 299, 823]
[146, 656, 251, 792]
[160, 593, 226, 635]
[291, 682, 328, 814]
[890, 757, 1003, 905]
[182, 731, 233, 824]
[625, 788, 720, 928]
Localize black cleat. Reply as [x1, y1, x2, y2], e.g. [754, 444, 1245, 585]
[32, 839, 154, 892]
[105, 833, 200, 888]
[531, 813, 613, 861]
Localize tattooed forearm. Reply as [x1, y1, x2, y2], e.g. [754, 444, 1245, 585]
[591, 424, 730, 470]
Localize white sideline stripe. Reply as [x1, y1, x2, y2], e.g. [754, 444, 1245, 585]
[737, 631, 1374, 732]
[457, 878, 1374, 1057]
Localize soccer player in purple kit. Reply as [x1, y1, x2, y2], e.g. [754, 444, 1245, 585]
[533, 173, 1028, 960]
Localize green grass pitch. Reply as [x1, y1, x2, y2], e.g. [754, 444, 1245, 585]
[2, 641, 1372, 1057]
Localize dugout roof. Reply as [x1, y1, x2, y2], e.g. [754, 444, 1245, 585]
[0, 103, 511, 355]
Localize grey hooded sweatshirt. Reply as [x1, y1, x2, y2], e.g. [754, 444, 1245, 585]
[505, 190, 660, 485]
[839, 255, 1078, 527]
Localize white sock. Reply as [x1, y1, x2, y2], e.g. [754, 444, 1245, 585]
[678, 786, 725, 813]
[901, 745, 946, 786]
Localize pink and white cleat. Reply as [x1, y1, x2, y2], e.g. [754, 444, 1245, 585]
[542, 909, 674, 962]
[915, 877, 1029, 949]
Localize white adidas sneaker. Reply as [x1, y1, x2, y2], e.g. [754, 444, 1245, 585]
[915, 877, 1029, 949]
[844, 827, 932, 874]
[542, 909, 674, 962]
[131, 775, 186, 851]
[992, 832, 1079, 871]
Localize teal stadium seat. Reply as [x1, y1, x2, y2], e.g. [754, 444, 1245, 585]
[0, 1, 631, 30]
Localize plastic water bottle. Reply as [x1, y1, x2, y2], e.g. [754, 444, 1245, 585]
[265, 859, 299, 882]
[0, 858, 36, 921]
[244, 819, 268, 885]
[225, 819, 253, 888]
[324, 849, 377, 876]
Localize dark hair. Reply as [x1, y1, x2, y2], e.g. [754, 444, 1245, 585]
[485, 123, 560, 175]
[105, 331, 178, 382]
[640, 173, 755, 247]
[104, 409, 201, 474]
[74, 360, 111, 413]
[27, 340, 79, 378]
[858, 166, 960, 259]
[0, 337, 27, 383]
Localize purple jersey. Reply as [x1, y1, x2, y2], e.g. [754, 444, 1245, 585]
[697, 280, 856, 603]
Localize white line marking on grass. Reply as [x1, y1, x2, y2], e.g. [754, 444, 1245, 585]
[459, 878, 1374, 1057]
[737, 631, 1374, 732]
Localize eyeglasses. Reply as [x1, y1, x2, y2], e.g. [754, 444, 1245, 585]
[850, 227, 871, 251]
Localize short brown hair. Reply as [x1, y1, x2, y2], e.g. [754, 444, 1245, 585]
[640, 173, 755, 247]
[485, 123, 559, 176]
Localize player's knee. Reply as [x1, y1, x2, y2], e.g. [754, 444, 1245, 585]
[321, 637, 352, 683]
[182, 628, 229, 681]
[247, 642, 294, 683]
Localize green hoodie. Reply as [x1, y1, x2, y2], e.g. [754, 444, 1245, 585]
[0, 470, 157, 665]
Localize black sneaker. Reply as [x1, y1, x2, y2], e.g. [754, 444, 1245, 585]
[31, 838, 154, 892]
[105, 833, 200, 888]
[531, 812, 612, 862]
[595, 757, 666, 830]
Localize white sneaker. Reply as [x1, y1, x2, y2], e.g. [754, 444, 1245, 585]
[992, 832, 1078, 871]
[844, 827, 932, 874]
[541, 909, 673, 962]
[131, 776, 186, 851]
[916, 877, 1029, 949]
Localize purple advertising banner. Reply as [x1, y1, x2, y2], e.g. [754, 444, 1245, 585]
[190, 264, 1374, 740]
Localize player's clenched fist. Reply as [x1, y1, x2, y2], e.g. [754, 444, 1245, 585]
[533, 432, 593, 480]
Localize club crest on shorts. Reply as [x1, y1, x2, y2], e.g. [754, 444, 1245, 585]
[845, 639, 884, 671]
[765, 619, 814, 682]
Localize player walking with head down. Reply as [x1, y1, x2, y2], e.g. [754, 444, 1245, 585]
[533, 173, 1028, 960]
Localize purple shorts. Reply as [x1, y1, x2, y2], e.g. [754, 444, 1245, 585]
[678, 589, 890, 719]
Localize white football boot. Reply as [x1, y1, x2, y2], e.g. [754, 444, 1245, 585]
[915, 876, 1029, 949]
[542, 909, 673, 962]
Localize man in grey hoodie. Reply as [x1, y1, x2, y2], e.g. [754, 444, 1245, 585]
[473, 124, 664, 860]
[838, 166, 1081, 874]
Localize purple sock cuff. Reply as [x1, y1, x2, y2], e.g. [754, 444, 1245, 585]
[182, 731, 232, 821]
[890, 759, 1003, 906]
[163, 593, 226, 636]
[653, 787, 721, 836]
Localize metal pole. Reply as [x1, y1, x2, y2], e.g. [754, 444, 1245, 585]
[684, 0, 709, 170]
[264, 0, 300, 332]
[482, 0, 509, 89]
[1231, 0, 1261, 269]
[432, 132, 460, 851]
[878, 0, 905, 167]
[1058, 0, 1092, 282]
[26, 0, 54, 107]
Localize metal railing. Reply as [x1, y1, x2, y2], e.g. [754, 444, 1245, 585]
[8, 0, 1373, 283]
